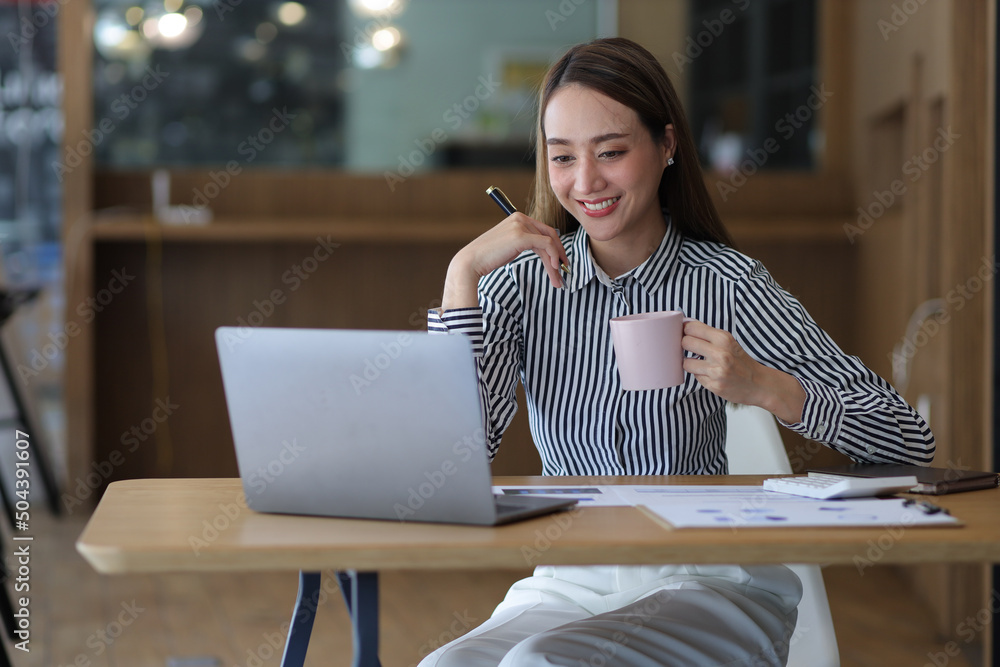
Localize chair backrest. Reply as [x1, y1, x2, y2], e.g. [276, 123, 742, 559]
[724, 403, 792, 475]
[723, 404, 841, 667]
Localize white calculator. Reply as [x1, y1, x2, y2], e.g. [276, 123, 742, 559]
[762, 473, 919, 500]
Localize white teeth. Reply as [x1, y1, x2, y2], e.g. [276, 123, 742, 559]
[583, 197, 620, 211]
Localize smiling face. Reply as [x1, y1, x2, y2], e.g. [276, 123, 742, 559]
[543, 83, 675, 273]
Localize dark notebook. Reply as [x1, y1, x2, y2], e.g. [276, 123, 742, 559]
[807, 463, 999, 495]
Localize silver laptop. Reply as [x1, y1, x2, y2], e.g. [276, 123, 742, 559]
[215, 327, 576, 525]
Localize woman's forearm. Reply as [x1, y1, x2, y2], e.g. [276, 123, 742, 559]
[754, 366, 807, 425]
[441, 253, 482, 311]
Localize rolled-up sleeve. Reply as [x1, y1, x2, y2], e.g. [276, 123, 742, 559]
[428, 307, 485, 356]
[427, 268, 524, 460]
[735, 262, 936, 466]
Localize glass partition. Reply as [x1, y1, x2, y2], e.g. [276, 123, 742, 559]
[91, 0, 611, 172]
[687, 0, 819, 171]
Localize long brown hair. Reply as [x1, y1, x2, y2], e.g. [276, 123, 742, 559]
[528, 37, 734, 248]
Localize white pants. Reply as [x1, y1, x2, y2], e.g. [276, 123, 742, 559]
[418, 565, 801, 667]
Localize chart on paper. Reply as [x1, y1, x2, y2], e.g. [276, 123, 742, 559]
[492, 485, 960, 528]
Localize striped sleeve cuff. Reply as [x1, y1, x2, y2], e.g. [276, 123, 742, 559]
[427, 307, 485, 356]
[777, 377, 844, 443]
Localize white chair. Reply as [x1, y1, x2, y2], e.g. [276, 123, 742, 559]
[724, 404, 840, 667]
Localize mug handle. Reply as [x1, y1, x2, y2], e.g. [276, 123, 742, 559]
[681, 317, 699, 362]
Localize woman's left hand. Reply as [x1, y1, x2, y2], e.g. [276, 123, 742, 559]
[682, 319, 806, 424]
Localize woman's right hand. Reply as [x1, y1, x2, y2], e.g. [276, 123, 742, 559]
[441, 213, 571, 310]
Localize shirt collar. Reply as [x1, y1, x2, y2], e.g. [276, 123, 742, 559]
[588, 244, 621, 287]
[563, 213, 683, 294]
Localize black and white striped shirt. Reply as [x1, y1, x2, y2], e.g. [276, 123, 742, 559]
[429, 218, 935, 475]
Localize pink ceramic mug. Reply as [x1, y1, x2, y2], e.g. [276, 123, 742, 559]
[609, 311, 689, 390]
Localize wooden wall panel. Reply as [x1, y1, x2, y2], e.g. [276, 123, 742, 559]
[90, 235, 548, 484]
[59, 0, 96, 495]
[738, 234, 857, 472]
[942, 2, 994, 654]
[93, 169, 536, 220]
[851, 0, 994, 656]
[87, 214, 856, 488]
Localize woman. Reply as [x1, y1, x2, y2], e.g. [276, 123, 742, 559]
[423, 37, 934, 666]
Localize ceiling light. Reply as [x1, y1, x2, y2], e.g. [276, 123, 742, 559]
[157, 12, 188, 38]
[348, 0, 405, 17]
[256, 22, 278, 44]
[141, 17, 160, 38]
[371, 27, 400, 51]
[277, 2, 307, 26]
[124, 6, 144, 26]
[94, 11, 151, 60]
[184, 6, 203, 26]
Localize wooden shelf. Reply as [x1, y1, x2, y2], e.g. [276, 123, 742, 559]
[89, 213, 853, 245]
[90, 214, 498, 244]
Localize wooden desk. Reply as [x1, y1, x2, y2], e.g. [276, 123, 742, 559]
[77, 476, 1000, 666]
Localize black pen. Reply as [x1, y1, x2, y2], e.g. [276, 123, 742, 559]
[486, 185, 517, 216]
[485, 186, 571, 275]
[902, 498, 950, 515]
